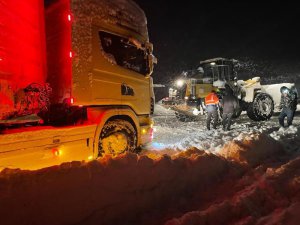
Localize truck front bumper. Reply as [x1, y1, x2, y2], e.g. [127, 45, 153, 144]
[140, 120, 154, 146]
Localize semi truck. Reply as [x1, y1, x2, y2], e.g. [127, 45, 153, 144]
[0, 0, 156, 170]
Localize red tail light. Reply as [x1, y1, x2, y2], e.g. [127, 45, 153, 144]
[150, 128, 154, 140]
[67, 14, 72, 22]
[52, 148, 60, 156]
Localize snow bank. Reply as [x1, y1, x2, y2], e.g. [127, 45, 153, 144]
[165, 154, 300, 225]
[0, 151, 228, 225]
[0, 122, 290, 225]
[270, 125, 298, 140]
[219, 133, 284, 167]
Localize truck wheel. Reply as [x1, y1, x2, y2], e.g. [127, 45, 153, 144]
[98, 119, 137, 156]
[247, 93, 274, 121]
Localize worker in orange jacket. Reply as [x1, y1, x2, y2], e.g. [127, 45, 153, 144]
[205, 90, 220, 130]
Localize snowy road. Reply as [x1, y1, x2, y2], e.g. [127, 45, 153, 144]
[145, 104, 300, 154]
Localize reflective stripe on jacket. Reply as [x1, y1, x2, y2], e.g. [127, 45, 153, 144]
[205, 92, 219, 106]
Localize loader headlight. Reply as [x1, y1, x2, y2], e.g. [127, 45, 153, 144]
[176, 79, 184, 87]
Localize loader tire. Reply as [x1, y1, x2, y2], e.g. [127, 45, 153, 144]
[247, 93, 274, 121]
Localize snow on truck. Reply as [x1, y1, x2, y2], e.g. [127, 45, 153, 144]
[0, 0, 156, 170]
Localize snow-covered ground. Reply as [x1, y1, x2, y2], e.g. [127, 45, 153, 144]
[1, 104, 300, 225]
[145, 104, 300, 155]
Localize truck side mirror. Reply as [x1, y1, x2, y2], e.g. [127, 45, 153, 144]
[151, 54, 158, 64]
[148, 53, 157, 65]
[145, 42, 157, 76]
[146, 54, 157, 77]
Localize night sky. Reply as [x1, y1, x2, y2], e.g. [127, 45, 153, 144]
[44, 0, 300, 84]
[134, 0, 300, 84]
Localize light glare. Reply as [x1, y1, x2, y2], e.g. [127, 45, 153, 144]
[176, 79, 184, 87]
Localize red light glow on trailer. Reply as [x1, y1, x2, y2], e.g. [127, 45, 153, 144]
[70, 97, 74, 104]
[0, 1, 46, 89]
[45, 0, 73, 105]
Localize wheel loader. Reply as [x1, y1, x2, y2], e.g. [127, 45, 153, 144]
[172, 58, 274, 122]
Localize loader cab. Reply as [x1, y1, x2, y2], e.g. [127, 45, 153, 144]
[199, 58, 238, 86]
[184, 58, 238, 105]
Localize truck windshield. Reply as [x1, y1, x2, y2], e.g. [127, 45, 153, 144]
[99, 31, 149, 75]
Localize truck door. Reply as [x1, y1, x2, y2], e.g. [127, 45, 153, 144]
[92, 30, 150, 115]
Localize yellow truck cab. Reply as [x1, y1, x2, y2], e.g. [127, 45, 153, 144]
[0, 0, 155, 170]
